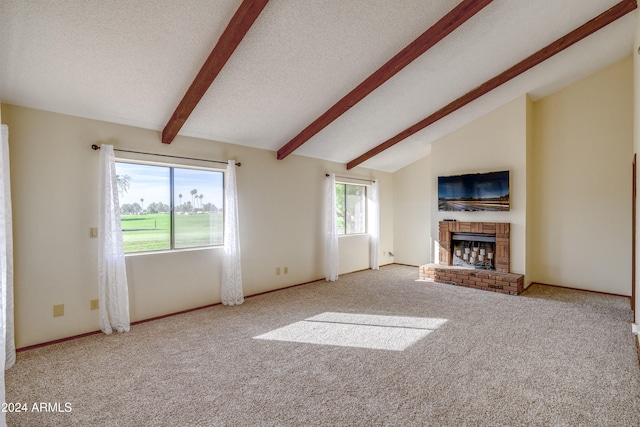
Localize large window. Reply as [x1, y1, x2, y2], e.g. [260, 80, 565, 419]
[335, 183, 367, 235]
[115, 162, 224, 253]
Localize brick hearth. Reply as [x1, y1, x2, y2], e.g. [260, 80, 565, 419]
[419, 221, 525, 295]
[419, 264, 524, 295]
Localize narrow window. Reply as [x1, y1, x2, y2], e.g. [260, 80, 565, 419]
[335, 183, 367, 235]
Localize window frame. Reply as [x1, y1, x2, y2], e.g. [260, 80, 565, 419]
[335, 181, 368, 236]
[115, 159, 225, 254]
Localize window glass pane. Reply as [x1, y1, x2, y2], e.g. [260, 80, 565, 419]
[346, 184, 366, 234]
[335, 184, 346, 235]
[174, 168, 224, 249]
[116, 162, 171, 253]
[335, 183, 367, 236]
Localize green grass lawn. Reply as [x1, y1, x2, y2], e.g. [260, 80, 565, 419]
[121, 213, 223, 253]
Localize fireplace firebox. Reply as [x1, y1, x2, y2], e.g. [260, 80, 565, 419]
[451, 232, 496, 270]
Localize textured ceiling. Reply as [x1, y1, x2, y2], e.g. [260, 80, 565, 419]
[0, 0, 636, 172]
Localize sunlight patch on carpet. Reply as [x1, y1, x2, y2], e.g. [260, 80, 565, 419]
[254, 312, 448, 351]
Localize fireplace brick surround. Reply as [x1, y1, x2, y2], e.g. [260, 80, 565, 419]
[438, 221, 510, 272]
[419, 221, 525, 295]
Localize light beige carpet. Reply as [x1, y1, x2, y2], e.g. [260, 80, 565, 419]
[6, 265, 640, 426]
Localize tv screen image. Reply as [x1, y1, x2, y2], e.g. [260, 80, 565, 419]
[438, 170, 509, 212]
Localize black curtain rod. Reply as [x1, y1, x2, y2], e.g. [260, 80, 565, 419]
[326, 173, 375, 183]
[91, 144, 241, 167]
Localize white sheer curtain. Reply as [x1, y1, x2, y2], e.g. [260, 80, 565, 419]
[369, 180, 380, 270]
[221, 160, 243, 305]
[0, 124, 14, 427]
[98, 144, 130, 334]
[0, 125, 14, 370]
[325, 173, 339, 281]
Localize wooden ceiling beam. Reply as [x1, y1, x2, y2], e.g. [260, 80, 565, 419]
[276, 0, 494, 160]
[162, 0, 269, 144]
[346, 0, 637, 169]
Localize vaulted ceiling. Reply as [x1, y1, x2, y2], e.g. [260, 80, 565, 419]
[0, 0, 637, 172]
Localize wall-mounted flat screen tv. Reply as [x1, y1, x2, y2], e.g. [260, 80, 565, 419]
[438, 170, 509, 212]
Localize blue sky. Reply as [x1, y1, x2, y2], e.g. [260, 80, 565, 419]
[115, 162, 224, 208]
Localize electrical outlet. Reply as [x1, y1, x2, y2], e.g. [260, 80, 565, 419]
[53, 304, 64, 317]
[284, 267, 288, 274]
[89, 227, 98, 238]
[90, 299, 99, 311]
[276, 267, 281, 275]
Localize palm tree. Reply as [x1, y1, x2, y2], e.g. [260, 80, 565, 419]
[199, 194, 204, 210]
[190, 189, 198, 207]
[140, 198, 144, 211]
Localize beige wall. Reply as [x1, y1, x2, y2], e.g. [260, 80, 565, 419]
[394, 95, 529, 277]
[1, 104, 394, 348]
[525, 95, 536, 285]
[393, 155, 431, 266]
[430, 95, 529, 279]
[531, 56, 633, 295]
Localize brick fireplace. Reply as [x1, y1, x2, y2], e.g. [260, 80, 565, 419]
[419, 221, 524, 295]
[438, 221, 510, 272]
